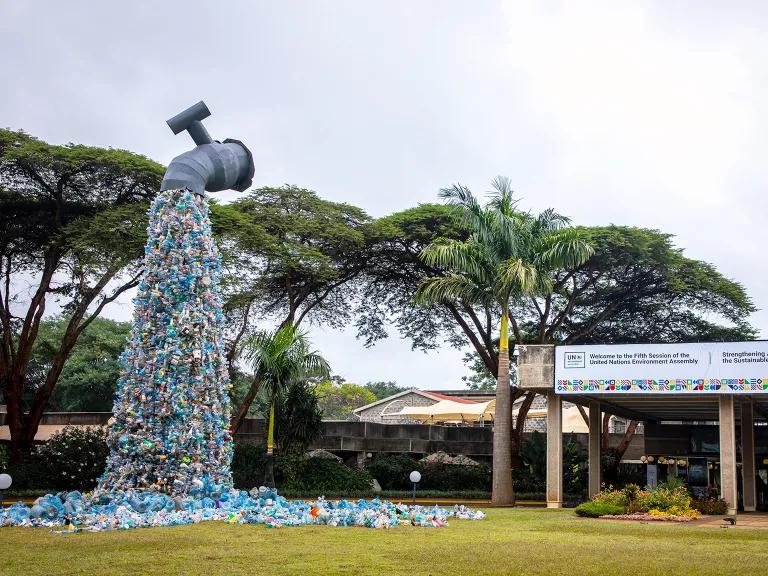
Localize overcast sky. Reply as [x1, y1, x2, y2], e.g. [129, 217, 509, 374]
[3, 1, 767, 389]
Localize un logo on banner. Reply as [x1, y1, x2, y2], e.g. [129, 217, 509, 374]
[564, 352, 585, 368]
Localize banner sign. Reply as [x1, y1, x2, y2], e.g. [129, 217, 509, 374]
[555, 342, 768, 394]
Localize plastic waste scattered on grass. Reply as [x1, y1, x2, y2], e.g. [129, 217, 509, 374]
[0, 487, 485, 532]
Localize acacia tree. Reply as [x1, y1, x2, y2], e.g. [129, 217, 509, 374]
[414, 177, 592, 505]
[519, 225, 755, 469]
[314, 380, 377, 420]
[213, 186, 370, 421]
[514, 225, 755, 344]
[357, 202, 541, 472]
[0, 129, 163, 459]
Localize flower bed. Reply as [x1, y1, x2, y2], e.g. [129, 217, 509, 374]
[575, 480, 703, 522]
[600, 512, 697, 523]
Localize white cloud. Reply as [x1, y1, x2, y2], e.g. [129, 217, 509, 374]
[499, 0, 768, 333]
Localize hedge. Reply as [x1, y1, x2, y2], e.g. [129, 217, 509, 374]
[364, 454, 491, 492]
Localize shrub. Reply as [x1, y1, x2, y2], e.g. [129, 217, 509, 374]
[519, 431, 586, 496]
[37, 426, 109, 490]
[5, 459, 48, 491]
[621, 483, 641, 503]
[280, 456, 373, 493]
[365, 455, 422, 490]
[657, 476, 687, 491]
[574, 501, 625, 517]
[232, 442, 268, 489]
[513, 467, 545, 493]
[230, 444, 374, 494]
[592, 487, 628, 508]
[666, 505, 700, 519]
[692, 497, 728, 515]
[636, 486, 690, 512]
[420, 463, 491, 491]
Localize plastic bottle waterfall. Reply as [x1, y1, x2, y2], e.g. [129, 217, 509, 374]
[97, 187, 233, 496]
[97, 100, 253, 497]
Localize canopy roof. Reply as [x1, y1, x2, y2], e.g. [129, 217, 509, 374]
[395, 399, 496, 423]
[526, 406, 589, 433]
[562, 393, 768, 423]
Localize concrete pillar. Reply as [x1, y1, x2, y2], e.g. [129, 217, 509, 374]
[646, 464, 658, 489]
[719, 395, 738, 515]
[742, 400, 756, 512]
[588, 401, 601, 498]
[546, 391, 563, 508]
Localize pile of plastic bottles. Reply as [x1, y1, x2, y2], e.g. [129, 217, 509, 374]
[0, 487, 485, 532]
[98, 188, 234, 495]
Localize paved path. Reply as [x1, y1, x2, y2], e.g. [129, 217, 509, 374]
[695, 513, 768, 529]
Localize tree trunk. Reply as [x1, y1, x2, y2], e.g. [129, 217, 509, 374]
[614, 421, 639, 460]
[230, 375, 262, 433]
[4, 374, 28, 463]
[263, 454, 276, 489]
[492, 310, 514, 505]
[511, 391, 535, 470]
[21, 330, 80, 448]
[601, 417, 639, 484]
[263, 402, 277, 488]
[266, 402, 276, 455]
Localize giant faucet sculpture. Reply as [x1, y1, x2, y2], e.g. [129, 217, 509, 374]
[98, 102, 253, 496]
[162, 100, 254, 194]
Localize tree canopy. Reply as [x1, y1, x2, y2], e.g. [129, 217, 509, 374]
[513, 225, 756, 344]
[315, 380, 377, 420]
[0, 128, 163, 458]
[364, 380, 407, 400]
[27, 316, 131, 412]
[359, 211, 757, 387]
[211, 185, 371, 381]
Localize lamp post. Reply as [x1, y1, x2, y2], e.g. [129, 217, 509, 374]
[409, 470, 421, 505]
[0, 474, 12, 509]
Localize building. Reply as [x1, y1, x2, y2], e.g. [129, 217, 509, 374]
[351, 389, 480, 424]
[519, 342, 768, 515]
[350, 388, 639, 438]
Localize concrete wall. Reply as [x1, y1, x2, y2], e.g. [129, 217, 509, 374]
[0, 411, 645, 461]
[518, 345, 555, 391]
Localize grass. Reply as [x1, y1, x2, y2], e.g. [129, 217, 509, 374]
[2, 508, 767, 576]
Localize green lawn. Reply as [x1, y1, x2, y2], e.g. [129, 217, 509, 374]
[2, 508, 767, 576]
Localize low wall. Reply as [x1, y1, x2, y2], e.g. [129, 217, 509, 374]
[0, 412, 645, 461]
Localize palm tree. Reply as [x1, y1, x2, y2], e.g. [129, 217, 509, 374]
[233, 323, 329, 486]
[415, 177, 593, 505]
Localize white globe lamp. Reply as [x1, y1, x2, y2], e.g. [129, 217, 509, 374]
[409, 470, 421, 505]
